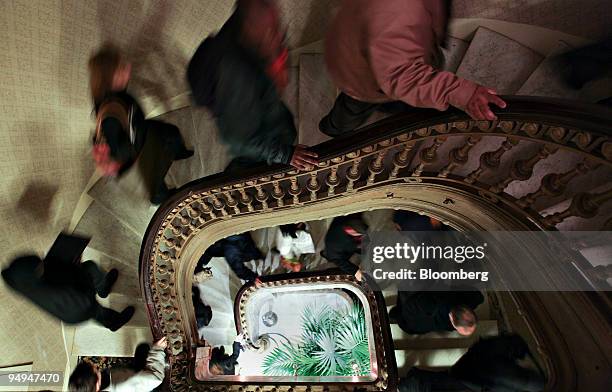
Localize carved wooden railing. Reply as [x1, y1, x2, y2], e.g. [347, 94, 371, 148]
[140, 97, 612, 391]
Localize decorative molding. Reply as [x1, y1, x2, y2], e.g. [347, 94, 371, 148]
[140, 97, 612, 391]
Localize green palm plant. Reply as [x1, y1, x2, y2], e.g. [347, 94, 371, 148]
[262, 303, 371, 377]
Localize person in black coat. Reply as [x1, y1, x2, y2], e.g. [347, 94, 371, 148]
[209, 341, 243, 376]
[323, 213, 369, 281]
[89, 43, 193, 204]
[389, 290, 484, 336]
[393, 210, 452, 231]
[194, 233, 263, 284]
[192, 286, 212, 330]
[187, 0, 317, 170]
[1, 234, 134, 331]
[451, 334, 546, 391]
[399, 368, 467, 392]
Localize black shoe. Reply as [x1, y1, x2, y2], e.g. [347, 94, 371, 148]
[109, 306, 135, 332]
[318, 115, 346, 137]
[99, 268, 119, 298]
[175, 149, 194, 161]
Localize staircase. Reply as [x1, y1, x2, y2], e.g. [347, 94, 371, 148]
[68, 24, 611, 377]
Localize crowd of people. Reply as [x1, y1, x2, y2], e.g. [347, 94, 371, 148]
[2, 0, 569, 390]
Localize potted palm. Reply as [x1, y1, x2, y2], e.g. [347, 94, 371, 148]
[262, 304, 371, 376]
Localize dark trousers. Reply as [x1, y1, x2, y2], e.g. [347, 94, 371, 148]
[320, 93, 380, 136]
[458, 360, 545, 392]
[320, 93, 415, 136]
[81, 261, 127, 330]
[81, 260, 108, 296]
[195, 234, 262, 281]
[137, 120, 190, 203]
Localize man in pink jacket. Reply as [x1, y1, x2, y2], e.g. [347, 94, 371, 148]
[320, 0, 507, 136]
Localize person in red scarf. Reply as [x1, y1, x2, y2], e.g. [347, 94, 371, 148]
[187, 0, 317, 171]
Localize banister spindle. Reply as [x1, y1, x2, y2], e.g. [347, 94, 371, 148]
[346, 157, 362, 191]
[390, 141, 416, 179]
[517, 160, 597, 208]
[326, 166, 340, 196]
[367, 149, 387, 184]
[288, 177, 302, 204]
[238, 187, 254, 212]
[209, 192, 228, 216]
[465, 137, 519, 184]
[223, 190, 240, 214]
[306, 172, 321, 201]
[271, 180, 285, 207]
[542, 188, 612, 226]
[413, 136, 447, 177]
[439, 136, 481, 178]
[490, 144, 558, 194]
[255, 184, 269, 210]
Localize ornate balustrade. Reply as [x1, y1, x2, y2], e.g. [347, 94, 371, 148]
[140, 97, 612, 391]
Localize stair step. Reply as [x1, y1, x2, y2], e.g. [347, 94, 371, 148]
[73, 202, 141, 265]
[441, 36, 469, 73]
[517, 44, 581, 100]
[390, 320, 498, 350]
[298, 53, 334, 146]
[72, 323, 152, 357]
[518, 42, 612, 103]
[88, 176, 157, 237]
[456, 27, 543, 94]
[395, 348, 466, 370]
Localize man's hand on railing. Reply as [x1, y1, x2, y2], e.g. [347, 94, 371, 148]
[465, 86, 507, 121]
[290, 144, 318, 170]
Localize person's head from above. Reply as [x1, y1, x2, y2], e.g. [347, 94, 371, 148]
[69, 361, 101, 392]
[279, 223, 306, 238]
[236, 0, 284, 60]
[393, 210, 443, 231]
[449, 305, 478, 336]
[88, 43, 132, 105]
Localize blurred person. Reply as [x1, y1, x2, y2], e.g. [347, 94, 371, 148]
[451, 334, 546, 391]
[194, 232, 263, 284]
[187, 0, 318, 170]
[399, 367, 467, 391]
[68, 337, 167, 391]
[209, 341, 243, 376]
[323, 214, 369, 281]
[389, 290, 484, 336]
[89, 43, 193, 204]
[319, 0, 507, 137]
[1, 233, 134, 332]
[272, 223, 316, 272]
[393, 210, 451, 231]
[192, 286, 213, 330]
[558, 37, 612, 90]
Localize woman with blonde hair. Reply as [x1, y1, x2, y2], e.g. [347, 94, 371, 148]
[89, 43, 193, 204]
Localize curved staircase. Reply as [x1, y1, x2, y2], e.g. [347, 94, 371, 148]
[67, 23, 611, 388]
